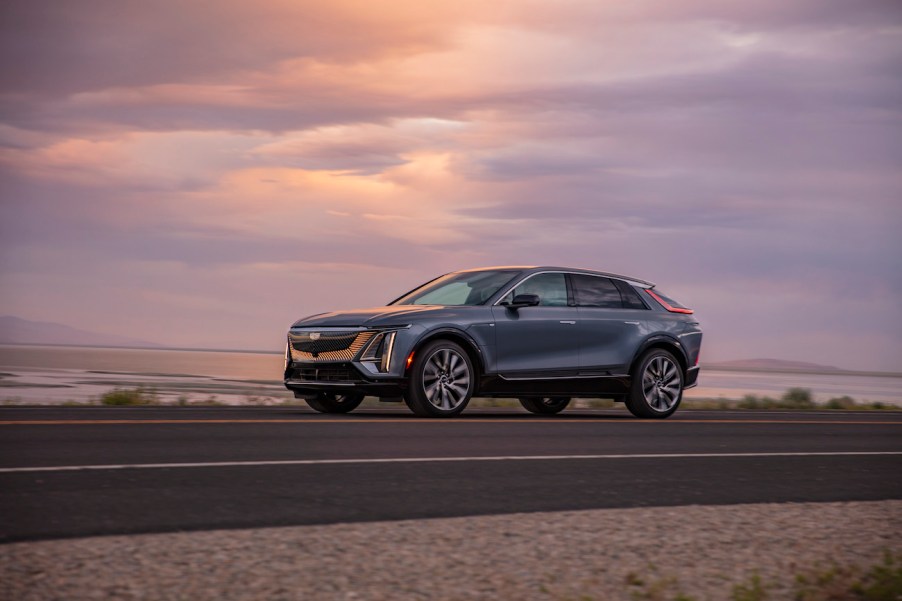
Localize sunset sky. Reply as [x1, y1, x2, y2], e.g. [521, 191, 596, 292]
[1, 1, 900, 370]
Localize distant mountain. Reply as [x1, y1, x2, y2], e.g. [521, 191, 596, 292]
[704, 358, 842, 372]
[0, 316, 162, 348]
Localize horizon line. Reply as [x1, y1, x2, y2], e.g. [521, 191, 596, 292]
[1, 342, 901, 378]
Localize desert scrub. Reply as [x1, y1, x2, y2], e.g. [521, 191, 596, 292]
[470, 397, 520, 408]
[684, 394, 897, 411]
[824, 396, 891, 411]
[732, 573, 767, 601]
[738, 388, 815, 410]
[718, 552, 902, 601]
[794, 551, 902, 601]
[100, 386, 159, 406]
[854, 551, 902, 600]
[584, 398, 616, 409]
[616, 553, 901, 601]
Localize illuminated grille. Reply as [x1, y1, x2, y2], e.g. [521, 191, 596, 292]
[289, 331, 374, 363]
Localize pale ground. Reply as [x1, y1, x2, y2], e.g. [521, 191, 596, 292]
[3, 500, 900, 600]
[2, 365, 901, 407]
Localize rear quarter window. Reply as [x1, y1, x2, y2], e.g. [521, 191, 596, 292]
[571, 274, 622, 308]
[613, 279, 649, 310]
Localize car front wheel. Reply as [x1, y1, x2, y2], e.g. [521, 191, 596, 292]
[305, 392, 365, 414]
[519, 397, 571, 415]
[625, 349, 683, 418]
[404, 340, 474, 417]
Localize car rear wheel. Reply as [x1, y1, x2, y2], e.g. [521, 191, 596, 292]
[305, 392, 365, 414]
[519, 397, 571, 415]
[625, 349, 683, 418]
[404, 340, 474, 417]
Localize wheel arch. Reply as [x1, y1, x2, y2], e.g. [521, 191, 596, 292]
[629, 336, 689, 377]
[407, 328, 485, 380]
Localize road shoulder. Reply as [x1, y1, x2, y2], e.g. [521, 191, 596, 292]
[3, 500, 899, 600]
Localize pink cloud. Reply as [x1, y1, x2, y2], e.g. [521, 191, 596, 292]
[1, 0, 900, 369]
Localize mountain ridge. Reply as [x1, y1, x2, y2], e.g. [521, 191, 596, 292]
[704, 358, 842, 372]
[0, 315, 162, 349]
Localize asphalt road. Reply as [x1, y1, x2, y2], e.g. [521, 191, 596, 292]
[1, 406, 901, 542]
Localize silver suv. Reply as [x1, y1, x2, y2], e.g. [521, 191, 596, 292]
[285, 266, 702, 418]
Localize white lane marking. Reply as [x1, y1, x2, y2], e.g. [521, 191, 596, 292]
[1, 451, 900, 474]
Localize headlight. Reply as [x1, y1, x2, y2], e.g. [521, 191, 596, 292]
[360, 330, 398, 373]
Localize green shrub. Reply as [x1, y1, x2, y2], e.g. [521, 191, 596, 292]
[793, 553, 902, 600]
[732, 573, 767, 601]
[852, 551, 902, 600]
[471, 398, 520, 408]
[781, 387, 815, 409]
[100, 386, 159, 406]
[738, 394, 777, 409]
[737, 389, 815, 410]
[825, 396, 856, 410]
[585, 398, 615, 409]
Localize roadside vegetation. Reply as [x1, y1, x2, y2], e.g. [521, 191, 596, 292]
[473, 389, 896, 412]
[559, 551, 902, 600]
[682, 388, 895, 411]
[792, 551, 902, 601]
[727, 552, 902, 601]
[100, 386, 160, 406]
[3, 385, 897, 410]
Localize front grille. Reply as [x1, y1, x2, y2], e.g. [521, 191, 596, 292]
[293, 331, 359, 353]
[290, 364, 363, 383]
[289, 330, 374, 362]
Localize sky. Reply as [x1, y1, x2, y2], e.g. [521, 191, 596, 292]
[0, 1, 900, 370]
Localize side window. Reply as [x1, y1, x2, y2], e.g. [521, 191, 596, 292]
[502, 273, 568, 307]
[613, 279, 649, 310]
[572, 274, 622, 308]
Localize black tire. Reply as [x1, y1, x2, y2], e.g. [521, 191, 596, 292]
[305, 392, 365, 414]
[625, 349, 683, 418]
[519, 397, 571, 415]
[404, 340, 475, 417]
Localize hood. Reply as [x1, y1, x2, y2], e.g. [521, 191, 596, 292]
[291, 305, 451, 328]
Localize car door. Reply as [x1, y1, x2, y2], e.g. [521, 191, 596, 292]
[491, 272, 580, 374]
[571, 274, 646, 374]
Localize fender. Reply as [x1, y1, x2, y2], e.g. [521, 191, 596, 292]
[629, 334, 689, 374]
[408, 326, 486, 373]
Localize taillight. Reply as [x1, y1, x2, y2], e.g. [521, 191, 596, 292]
[646, 289, 694, 314]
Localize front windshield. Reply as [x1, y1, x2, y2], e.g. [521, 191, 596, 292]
[392, 270, 521, 306]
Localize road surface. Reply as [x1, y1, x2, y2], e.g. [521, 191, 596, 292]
[1, 406, 900, 542]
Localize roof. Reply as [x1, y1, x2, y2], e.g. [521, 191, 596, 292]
[454, 265, 654, 288]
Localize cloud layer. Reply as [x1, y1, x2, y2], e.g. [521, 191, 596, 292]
[1, 0, 900, 369]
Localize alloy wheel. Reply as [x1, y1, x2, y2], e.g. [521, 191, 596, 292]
[422, 348, 472, 411]
[642, 355, 682, 412]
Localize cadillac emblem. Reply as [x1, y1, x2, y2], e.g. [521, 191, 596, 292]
[309, 332, 321, 341]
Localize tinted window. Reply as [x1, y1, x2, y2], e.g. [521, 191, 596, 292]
[571, 274, 622, 308]
[502, 273, 568, 307]
[613, 279, 649, 310]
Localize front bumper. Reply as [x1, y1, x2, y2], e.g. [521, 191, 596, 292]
[283, 361, 407, 398]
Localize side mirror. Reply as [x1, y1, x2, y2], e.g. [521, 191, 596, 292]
[507, 293, 540, 309]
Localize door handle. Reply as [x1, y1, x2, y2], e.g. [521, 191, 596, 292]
[559, 320, 576, 325]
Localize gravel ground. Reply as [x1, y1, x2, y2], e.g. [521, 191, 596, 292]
[2, 501, 900, 601]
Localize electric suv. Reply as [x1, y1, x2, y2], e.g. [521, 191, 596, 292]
[284, 266, 702, 418]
